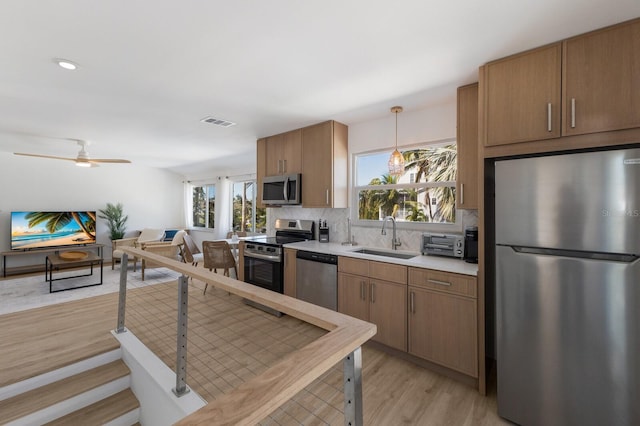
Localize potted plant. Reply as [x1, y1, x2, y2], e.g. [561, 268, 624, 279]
[98, 202, 128, 240]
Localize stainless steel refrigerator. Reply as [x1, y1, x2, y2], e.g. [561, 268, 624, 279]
[495, 147, 640, 426]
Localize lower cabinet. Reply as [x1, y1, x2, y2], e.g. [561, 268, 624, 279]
[337, 258, 478, 379]
[408, 268, 478, 377]
[338, 257, 407, 351]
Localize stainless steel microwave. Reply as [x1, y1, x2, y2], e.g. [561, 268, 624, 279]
[261, 173, 301, 205]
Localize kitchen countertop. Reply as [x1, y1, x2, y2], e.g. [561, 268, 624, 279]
[283, 241, 478, 276]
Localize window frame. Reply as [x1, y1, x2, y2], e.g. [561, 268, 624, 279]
[229, 178, 266, 234]
[192, 183, 216, 230]
[351, 138, 461, 233]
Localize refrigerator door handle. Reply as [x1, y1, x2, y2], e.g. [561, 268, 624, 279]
[509, 245, 639, 263]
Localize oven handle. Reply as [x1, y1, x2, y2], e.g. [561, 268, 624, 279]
[244, 251, 282, 262]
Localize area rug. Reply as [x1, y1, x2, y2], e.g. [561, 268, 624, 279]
[0, 266, 182, 315]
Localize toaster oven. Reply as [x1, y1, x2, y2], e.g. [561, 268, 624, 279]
[421, 233, 464, 258]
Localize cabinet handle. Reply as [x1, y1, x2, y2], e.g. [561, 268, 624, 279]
[277, 159, 282, 174]
[427, 279, 451, 287]
[370, 282, 375, 303]
[360, 281, 365, 300]
[326, 189, 329, 205]
[283, 159, 287, 173]
[571, 98, 576, 128]
[410, 291, 415, 314]
[460, 183, 464, 205]
[547, 103, 552, 132]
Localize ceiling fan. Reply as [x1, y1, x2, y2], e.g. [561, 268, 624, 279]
[14, 139, 131, 167]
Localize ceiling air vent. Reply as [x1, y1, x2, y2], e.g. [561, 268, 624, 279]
[200, 116, 236, 127]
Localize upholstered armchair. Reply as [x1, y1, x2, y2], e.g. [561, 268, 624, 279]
[140, 230, 186, 280]
[111, 228, 165, 271]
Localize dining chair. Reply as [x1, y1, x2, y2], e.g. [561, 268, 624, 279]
[181, 233, 204, 267]
[202, 240, 238, 295]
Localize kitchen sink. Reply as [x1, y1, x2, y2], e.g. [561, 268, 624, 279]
[349, 248, 418, 260]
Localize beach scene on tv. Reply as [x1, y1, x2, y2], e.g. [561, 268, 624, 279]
[11, 211, 96, 250]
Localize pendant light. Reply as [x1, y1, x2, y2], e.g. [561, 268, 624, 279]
[388, 106, 405, 177]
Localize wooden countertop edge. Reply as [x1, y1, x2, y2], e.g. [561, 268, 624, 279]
[120, 248, 377, 425]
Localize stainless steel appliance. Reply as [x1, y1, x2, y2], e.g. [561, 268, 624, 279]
[243, 219, 314, 313]
[495, 147, 640, 426]
[261, 173, 301, 205]
[421, 233, 463, 258]
[295, 250, 338, 310]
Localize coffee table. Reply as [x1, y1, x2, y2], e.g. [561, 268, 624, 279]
[45, 251, 103, 293]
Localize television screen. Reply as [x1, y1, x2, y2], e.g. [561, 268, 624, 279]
[11, 211, 96, 250]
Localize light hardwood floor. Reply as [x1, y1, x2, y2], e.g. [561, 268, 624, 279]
[0, 274, 509, 425]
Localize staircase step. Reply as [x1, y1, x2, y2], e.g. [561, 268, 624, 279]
[44, 388, 140, 426]
[0, 360, 130, 424]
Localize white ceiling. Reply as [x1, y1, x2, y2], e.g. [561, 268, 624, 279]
[1, 1, 638, 176]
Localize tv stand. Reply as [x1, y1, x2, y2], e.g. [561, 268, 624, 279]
[1, 244, 104, 278]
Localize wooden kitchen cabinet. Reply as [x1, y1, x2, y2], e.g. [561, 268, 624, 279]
[338, 257, 407, 351]
[301, 120, 348, 208]
[483, 43, 562, 146]
[283, 248, 297, 298]
[337, 271, 369, 322]
[563, 18, 640, 136]
[482, 18, 640, 151]
[408, 267, 478, 377]
[264, 129, 302, 176]
[456, 83, 479, 209]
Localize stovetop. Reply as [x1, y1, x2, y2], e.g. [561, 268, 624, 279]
[246, 235, 308, 248]
[245, 218, 315, 248]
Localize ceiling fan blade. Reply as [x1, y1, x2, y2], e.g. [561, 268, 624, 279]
[14, 152, 76, 162]
[89, 159, 132, 164]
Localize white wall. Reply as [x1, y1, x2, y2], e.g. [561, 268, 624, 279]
[0, 152, 185, 258]
[349, 99, 457, 154]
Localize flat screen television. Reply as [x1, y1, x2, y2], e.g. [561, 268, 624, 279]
[11, 211, 96, 250]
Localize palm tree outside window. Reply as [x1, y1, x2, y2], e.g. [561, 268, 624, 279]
[355, 141, 457, 225]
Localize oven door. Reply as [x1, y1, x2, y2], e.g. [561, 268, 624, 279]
[243, 251, 283, 293]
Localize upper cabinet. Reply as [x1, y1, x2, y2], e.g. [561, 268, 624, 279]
[563, 19, 640, 136]
[481, 17, 640, 149]
[264, 129, 302, 176]
[256, 120, 348, 208]
[483, 43, 562, 146]
[301, 121, 348, 208]
[456, 83, 479, 209]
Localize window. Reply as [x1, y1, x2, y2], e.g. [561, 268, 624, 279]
[192, 184, 216, 228]
[231, 180, 266, 233]
[355, 142, 457, 225]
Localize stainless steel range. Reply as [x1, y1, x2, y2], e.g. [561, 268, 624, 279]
[243, 219, 314, 314]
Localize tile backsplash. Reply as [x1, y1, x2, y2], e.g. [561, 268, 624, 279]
[267, 207, 478, 252]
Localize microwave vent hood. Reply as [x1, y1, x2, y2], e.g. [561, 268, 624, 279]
[262, 173, 301, 205]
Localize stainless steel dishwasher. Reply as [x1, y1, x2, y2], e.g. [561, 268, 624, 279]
[295, 250, 338, 310]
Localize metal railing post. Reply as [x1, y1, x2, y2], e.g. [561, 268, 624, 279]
[116, 253, 128, 334]
[173, 274, 190, 397]
[343, 347, 363, 426]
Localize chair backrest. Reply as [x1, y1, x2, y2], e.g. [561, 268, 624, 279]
[202, 241, 236, 271]
[138, 228, 165, 243]
[171, 230, 187, 246]
[226, 231, 248, 239]
[182, 233, 200, 254]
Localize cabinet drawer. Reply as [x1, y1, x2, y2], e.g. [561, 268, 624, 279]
[338, 256, 368, 276]
[369, 261, 407, 285]
[408, 268, 476, 298]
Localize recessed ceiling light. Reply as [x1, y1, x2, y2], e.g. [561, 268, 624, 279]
[54, 58, 78, 70]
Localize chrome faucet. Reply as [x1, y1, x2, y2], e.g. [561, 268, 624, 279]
[381, 216, 401, 250]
